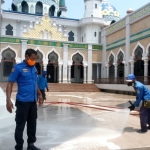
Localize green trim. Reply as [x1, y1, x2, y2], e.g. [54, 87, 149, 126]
[92, 45, 103, 50]
[130, 28, 150, 43]
[67, 43, 88, 49]
[27, 39, 64, 47]
[0, 37, 103, 50]
[0, 37, 21, 43]
[106, 38, 125, 50]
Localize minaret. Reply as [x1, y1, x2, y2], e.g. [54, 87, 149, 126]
[59, 0, 67, 17]
[84, 0, 102, 18]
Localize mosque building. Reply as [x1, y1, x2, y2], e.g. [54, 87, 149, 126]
[0, 0, 150, 86]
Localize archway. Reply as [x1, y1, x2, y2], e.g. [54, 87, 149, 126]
[47, 52, 58, 83]
[21, 1, 28, 13]
[1, 49, 16, 81]
[11, 3, 17, 11]
[36, 1, 43, 15]
[71, 53, 83, 83]
[117, 51, 124, 77]
[134, 46, 144, 76]
[35, 51, 43, 75]
[49, 5, 55, 16]
[109, 54, 115, 78]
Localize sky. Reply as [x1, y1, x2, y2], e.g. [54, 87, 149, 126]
[2, 0, 150, 19]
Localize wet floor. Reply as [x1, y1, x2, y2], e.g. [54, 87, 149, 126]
[0, 92, 150, 150]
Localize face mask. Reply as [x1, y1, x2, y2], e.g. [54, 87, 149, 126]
[127, 82, 134, 87]
[27, 59, 36, 66]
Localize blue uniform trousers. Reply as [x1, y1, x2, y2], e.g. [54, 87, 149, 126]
[140, 104, 150, 131]
[14, 101, 37, 150]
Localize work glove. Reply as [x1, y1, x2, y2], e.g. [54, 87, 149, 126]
[128, 105, 135, 111]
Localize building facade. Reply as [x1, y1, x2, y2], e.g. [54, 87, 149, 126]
[0, 0, 150, 84]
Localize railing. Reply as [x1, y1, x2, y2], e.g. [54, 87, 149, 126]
[93, 76, 150, 85]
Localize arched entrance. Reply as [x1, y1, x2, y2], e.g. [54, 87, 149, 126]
[35, 50, 43, 75]
[109, 54, 115, 78]
[1, 48, 16, 81]
[117, 51, 124, 77]
[134, 46, 144, 76]
[71, 53, 83, 83]
[47, 52, 58, 83]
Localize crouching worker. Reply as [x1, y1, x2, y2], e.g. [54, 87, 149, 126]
[37, 71, 49, 103]
[126, 74, 150, 133]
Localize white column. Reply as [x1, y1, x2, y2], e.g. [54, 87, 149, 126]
[143, 58, 148, 84]
[106, 64, 109, 78]
[125, 15, 130, 76]
[84, 66, 87, 83]
[68, 65, 71, 83]
[21, 40, 28, 61]
[43, 63, 47, 71]
[54, 65, 57, 83]
[87, 44, 92, 83]
[58, 64, 62, 83]
[129, 60, 134, 74]
[63, 44, 69, 83]
[114, 63, 117, 78]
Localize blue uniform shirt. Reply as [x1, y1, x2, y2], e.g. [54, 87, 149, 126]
[37, 75, 48, 90]
[8, 61, 38, 102]
[133, 81, 150, 107]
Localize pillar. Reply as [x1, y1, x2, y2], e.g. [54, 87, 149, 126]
[129, 60, 134, 74]
[87, 44, 92, 83]
[54, 65, 57, 83]
[63, 44, 69, 83]
[143, 57, 148, 84]
[21, 40, 28, 61]
[68, 65, 71, 83]
[58, 64, 62, 83]
[84, 65, 87, 83]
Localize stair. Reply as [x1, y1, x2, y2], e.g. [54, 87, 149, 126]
[0, 82, 100, 92]
[48, 83, 100, 92]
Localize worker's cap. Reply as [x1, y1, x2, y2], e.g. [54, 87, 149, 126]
[126, 74, 135, 82]
[42, 71, 47, 75]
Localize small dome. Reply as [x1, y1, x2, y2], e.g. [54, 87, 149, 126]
[101, 0, 120, 22]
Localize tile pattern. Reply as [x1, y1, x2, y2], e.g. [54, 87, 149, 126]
[106, 19, 126, 35]
[106, 28, 126, 45]
[68, 49, 88, 62]
[1, 43, 21, 58]
[92, 50, 102, 62]
[23, 14, 67, 41]
[130, 3, 150, 23]
[131, 15, 150, 35]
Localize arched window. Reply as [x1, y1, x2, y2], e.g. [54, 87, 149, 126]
[21, 1, 28, 13]
[6, 24, 13, 36]
[30, 4, 34, 14]
[36, 2, 43, 15]
[95, 4, 97, 8]
[44, 6, 47, 14]
[48, 32, 52, 40]
[68, 31, 74, 41]
[49, 5, 55, 16]
[57, 11, 61, 17]
[2, 49, 16, 77]
[11, 3, 17, 11]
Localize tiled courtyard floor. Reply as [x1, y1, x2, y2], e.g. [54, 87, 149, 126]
[0, 92, 150, 150]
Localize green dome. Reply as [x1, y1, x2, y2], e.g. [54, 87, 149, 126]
[59, 0, 66, 7]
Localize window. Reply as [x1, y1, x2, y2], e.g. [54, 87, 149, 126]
[94, 32, 97, 37]
[36, 2, 43, 15]
[6, 24, 13, 36]
[95, 4, 97, 8]
[68, 31, 74, 41]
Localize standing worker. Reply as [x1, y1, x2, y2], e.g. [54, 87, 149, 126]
[126, 74, 150, 133]
[37, 71, 49, 104]
[6, 49, 43, 150]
